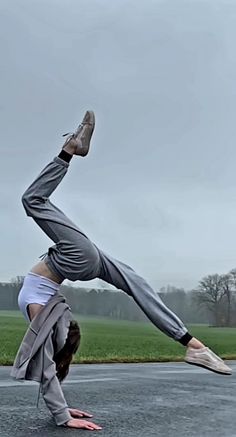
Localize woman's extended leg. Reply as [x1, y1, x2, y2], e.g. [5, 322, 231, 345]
[98, 251, 232, 374]
[21, 111, 101, 282]
[99, 250, 189, 342]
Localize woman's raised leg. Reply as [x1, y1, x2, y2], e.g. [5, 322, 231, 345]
[21, 111, 101, 282]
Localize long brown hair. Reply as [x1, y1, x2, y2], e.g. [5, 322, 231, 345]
[54, 320, 81, 382]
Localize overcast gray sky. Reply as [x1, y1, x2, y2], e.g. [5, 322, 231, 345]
[1, 0, 236, 290]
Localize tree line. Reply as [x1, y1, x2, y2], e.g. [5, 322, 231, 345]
[1, 269, 236, 326]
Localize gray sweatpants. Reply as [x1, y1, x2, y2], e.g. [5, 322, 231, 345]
[22, 157, 188, 341]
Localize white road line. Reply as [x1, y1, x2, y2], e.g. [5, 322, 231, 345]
[0, 381, 38, 387]
[64, 378, 119, 384]
[0, 377, 119, 388]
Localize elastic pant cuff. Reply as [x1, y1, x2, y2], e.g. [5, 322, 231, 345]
[54, 156, 70, 167]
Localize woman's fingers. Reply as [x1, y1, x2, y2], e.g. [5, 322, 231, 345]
[66, 418, 102, 430]
[85, 425, 98, 430]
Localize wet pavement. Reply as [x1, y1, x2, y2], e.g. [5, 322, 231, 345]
[0, 362, 236, 437]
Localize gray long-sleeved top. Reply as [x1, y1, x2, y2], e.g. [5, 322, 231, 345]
[11, 292, 73, 426]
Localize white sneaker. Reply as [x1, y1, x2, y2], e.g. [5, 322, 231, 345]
[185, 347, 232, 375]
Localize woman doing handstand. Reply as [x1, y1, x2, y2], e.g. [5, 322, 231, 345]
[15, 110, 231, 430]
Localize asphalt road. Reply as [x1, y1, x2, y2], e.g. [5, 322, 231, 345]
[0, 362, 236, 437]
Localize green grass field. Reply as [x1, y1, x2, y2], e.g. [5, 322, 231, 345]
[0, 311, 236, 365]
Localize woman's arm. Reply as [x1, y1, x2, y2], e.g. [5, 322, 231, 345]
[41, 333, 102, 430]
[40, 333, 72, 426]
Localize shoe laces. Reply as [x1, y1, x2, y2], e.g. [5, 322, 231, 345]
[62, 131, 74, 138]
[62, 121, 84, 139]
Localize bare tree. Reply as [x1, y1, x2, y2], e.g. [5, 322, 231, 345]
[220, 274, 233, 326]
[229, 269, 236, 294]
[195, 274, 226, 326]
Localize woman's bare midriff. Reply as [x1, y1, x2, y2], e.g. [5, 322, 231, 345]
[30, 260, 63, 284]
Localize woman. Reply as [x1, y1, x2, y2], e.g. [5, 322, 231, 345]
[14, 110, 231, 428]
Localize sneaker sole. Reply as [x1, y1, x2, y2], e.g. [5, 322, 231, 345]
[185, 359, 232, 375]
[75, 111, 95, 156]
[75, 110, 95, 136]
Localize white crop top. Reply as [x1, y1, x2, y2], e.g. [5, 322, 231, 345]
[18, 272, 61, 322]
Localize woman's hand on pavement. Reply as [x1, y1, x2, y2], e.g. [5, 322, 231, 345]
[68, 408, 93, 418]
[66, 418, 102, 430]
